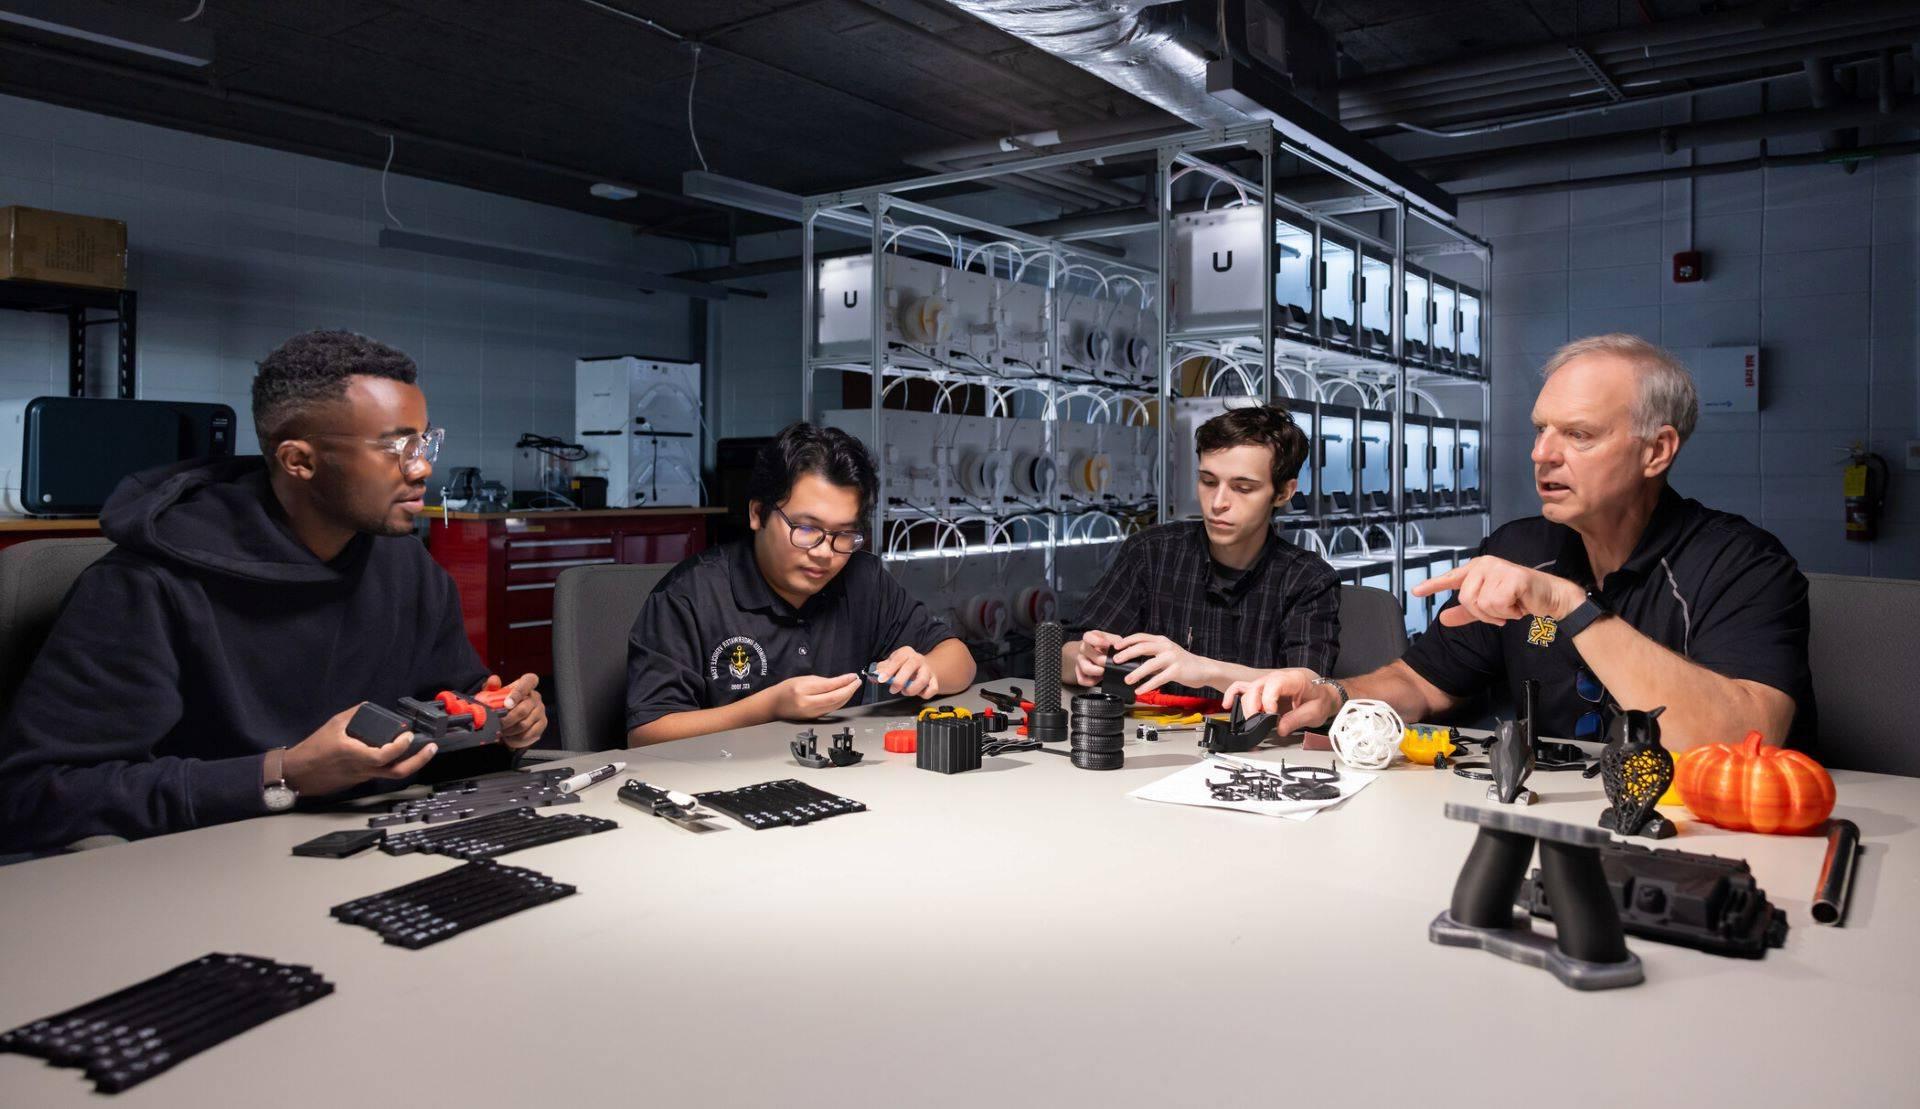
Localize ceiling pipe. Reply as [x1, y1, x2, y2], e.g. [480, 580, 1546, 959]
[1340, 4, 1920, 134]
[1450, 138, 1920, 200]
[1416, 99, 1920, 183]
[940, 0, 1457, 220]
[1342, 0, 1920, 107]
[1345, 23, 1901, 124]
[938, 0, 1244, 129]
[1344, 27, 1920, 132]
[1390, 68, 1805, 139]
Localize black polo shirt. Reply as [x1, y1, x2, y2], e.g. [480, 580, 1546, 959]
[1067, 520, 1342, 696]
[1402, 485, 1816, 742]
[626, 539, 960, 729]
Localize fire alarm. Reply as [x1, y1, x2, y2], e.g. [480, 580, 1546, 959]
[1673, 250, 1704, 283]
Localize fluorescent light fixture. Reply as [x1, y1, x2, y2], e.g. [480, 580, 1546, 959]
[377, 228, 736, 302]
[0, 0, 214, 67]
[589, 182, 639, 200]
[681, 170, 803, 221]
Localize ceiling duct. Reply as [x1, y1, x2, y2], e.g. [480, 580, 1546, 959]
[941, 0, 1456, 220]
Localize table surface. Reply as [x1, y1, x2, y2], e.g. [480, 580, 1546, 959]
[426, 505, 726, 521]
[0, 517, 103, 531]
[2, 686, 1915, 1108]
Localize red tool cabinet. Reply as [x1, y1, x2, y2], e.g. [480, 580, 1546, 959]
[427, 507, 721, 679]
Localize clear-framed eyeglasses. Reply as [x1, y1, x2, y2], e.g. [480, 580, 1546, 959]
[311, 427, 443, 467]
[773, 506, 865, 554]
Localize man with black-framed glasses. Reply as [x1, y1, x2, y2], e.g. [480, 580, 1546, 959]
[625, 422, 974, 745]
[0, 330, 546, 852]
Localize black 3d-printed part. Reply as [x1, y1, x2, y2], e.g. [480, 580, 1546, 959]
[1069, 692, 1126, 771]
[1200, 701, 1276, 753]
[1034, 621, 1063, 713]
[791, 728, 831, 768]
[918, 715, 985, 774]
[1521, 840, 1789, 958]
[1429, 803, 1643, 991]
[0, 953, 334, 1094]
[1099, 659, 1140, 705]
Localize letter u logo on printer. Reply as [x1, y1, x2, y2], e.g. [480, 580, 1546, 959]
[1212, 251, 1233, 273]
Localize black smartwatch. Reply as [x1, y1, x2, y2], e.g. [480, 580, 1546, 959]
[1556, 593, 1614, 640]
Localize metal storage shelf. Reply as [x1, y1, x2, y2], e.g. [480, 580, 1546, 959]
[795, 122, 1492, 649]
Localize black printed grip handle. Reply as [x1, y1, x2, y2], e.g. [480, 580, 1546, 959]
[1034, 621, 1063, 712]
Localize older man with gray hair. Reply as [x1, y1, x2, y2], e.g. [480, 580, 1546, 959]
[1224, 333, 1814, 751]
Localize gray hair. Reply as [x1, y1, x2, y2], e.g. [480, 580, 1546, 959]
[1541, 334, 1698, 444]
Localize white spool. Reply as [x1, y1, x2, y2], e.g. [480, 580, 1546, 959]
[1010, 585, 1056, 630]
[960, 594, 1008, 641]
[898, 294, 953, 346]
[1327, 698, 1404, 770]
[1011, 451, 1055, 498]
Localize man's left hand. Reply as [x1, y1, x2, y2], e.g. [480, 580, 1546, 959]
[876, 646, 939, 698]
[1111, 633, 1213, 695]
[1413, 556, 1585, 630]
[487, 673, 547, 749]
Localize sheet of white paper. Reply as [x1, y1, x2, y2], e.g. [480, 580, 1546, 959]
[1127, 755, 1377, 821]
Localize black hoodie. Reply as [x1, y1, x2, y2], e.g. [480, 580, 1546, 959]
[0, 457, 503, 852]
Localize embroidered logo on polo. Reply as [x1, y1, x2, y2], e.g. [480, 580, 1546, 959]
[1526, 614, 1558, 647]
[710, 636, 769, 691]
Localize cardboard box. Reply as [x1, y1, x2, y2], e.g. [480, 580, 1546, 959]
[1, 207, 128, 290]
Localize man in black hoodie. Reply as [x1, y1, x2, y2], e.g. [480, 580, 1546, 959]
[0, 331, 547, 853]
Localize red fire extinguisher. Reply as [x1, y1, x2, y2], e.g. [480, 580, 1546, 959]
[1842, 443, 1889, 542]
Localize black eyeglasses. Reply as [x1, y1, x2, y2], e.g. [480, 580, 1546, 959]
[1574, 665, 1609, 741]
[772, 506, 865, 554]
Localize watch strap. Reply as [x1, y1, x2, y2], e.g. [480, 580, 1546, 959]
[1309, 676, 1350, 712]
[1556, 595, 1613, 640]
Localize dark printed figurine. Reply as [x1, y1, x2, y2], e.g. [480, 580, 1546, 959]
[1488, 719, 1538, 805]
[1598, 706, 1677, 839]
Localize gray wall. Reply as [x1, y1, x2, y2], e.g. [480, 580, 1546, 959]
[12, 89, 1911, 580]
[1386, 91, 1920, 579]
[0, 93, 700, 487]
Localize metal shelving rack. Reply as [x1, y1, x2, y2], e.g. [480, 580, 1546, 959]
[1149, 125, 1492, 634]
[799, 151, 1164, 661]
[795, 123, 1492, 651]
[0, 279, 138, 398]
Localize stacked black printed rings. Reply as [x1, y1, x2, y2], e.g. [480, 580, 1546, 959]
[1069, 693, 1126, 770]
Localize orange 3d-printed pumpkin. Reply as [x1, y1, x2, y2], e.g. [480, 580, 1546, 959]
[1674, 730, 1835, 835]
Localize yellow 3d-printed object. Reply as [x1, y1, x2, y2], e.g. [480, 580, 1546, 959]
[1131, 710, 1204, 726]
[1400, 725, 1456, 765]
[917, 705, 971, 720]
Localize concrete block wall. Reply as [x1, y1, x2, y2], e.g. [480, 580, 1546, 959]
[1391, 88, 1920, 580]
[0, 93, 699, 490]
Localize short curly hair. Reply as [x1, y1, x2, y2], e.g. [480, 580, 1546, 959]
[252, 330, 418, 445]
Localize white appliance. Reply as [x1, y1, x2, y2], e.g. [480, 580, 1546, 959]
[575, 356, 703, 507]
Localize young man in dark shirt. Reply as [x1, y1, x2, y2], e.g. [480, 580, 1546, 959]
[0, 331, 546, 853]
[1227, 334, 1813, 750]
[625, 423, 975, 744]
[1064, 405, 1341, 698]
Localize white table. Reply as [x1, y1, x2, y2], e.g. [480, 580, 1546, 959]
[2, 689, 1916, 1108]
